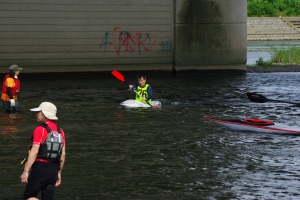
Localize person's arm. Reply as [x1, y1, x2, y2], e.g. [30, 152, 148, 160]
[20, 144, 39, 184]
[6, 87, 13, 99]
[56, 146, 66, 186]
[6, 78, 14, 99]
[6, 78, 16, 105]
[7, 87, 15, 106]
[128, 83, 138, 90]
[146, 86, 152, 100]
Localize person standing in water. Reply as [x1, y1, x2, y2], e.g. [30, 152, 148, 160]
[20, 102, 66, 200]
[128, 75, 152, 104]
[1, 64, 23, 113]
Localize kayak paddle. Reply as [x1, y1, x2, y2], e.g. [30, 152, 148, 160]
[111, 70, 156, 108]
[246, 92, 300, 106]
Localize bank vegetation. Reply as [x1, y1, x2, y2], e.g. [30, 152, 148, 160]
[248, 47, 300, 72]
[254, 46, 300, 68]
[248, 0, 300, 17]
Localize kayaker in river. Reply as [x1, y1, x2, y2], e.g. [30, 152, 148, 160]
[1, 64, 23, 113]
[128, 75, 153, 104]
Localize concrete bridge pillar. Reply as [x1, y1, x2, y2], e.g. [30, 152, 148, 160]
[175, 0, 247, 74]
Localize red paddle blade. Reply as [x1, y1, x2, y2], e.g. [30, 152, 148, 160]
[111, 70, 125, 82]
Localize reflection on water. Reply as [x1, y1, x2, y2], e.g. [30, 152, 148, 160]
[1, 73, 300, 199]
[0, 114, 22, 137]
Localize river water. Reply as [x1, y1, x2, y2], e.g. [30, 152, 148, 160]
[1, 71, 300, 199]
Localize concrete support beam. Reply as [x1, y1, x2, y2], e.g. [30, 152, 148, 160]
[0, 0, 247, 74]
[175, 0, 247, 73]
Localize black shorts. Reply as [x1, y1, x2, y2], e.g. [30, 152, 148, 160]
[23, 161, 59, 200]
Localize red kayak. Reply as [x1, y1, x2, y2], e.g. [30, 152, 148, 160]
[203, 116, 300, 135]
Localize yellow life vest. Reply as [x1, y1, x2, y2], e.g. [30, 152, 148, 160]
[135, 84, 152, 104]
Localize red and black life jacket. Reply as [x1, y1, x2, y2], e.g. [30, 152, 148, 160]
[33, 123, 64, 163]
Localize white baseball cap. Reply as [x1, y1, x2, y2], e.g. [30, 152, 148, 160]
[30, 102, 58, 120]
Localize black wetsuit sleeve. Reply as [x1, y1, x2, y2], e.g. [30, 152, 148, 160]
[147, 86, 152, 100]
[7, 87, 13, 99]
[127, 83, 138, 90]
[132, 83, 138, 90]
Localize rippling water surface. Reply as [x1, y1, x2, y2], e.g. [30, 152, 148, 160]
[1, 72, 300, 199]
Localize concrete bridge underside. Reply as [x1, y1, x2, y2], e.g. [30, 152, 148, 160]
[0, 0, 247, 76]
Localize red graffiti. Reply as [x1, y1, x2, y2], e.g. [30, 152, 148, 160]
[100, 27, 156, 55]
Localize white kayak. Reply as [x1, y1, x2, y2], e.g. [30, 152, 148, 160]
[203, 116, 300, 135]
[120, 99, 161, 108]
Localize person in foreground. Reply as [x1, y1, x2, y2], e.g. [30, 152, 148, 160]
[1, 64, 23, 113]
[128, 75, 152, 104]
[20, 102, 66, 200]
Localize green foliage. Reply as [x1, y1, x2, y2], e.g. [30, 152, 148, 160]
[248, 0, 300, 16]
[255, 46, 300, 67]
[271, 46, 300, 64]
[255, 57, 273, 67]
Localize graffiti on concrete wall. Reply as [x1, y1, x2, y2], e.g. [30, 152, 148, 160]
[99, 26, 172, 55]
[160, 40, 172, 51]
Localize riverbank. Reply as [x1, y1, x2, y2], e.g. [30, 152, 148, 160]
[247, 17, 300, 41]
[247, 64, 300, 72]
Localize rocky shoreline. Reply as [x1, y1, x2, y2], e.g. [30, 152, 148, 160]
[247, 65, 300, 72]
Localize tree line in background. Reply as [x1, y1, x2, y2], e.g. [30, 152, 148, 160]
[248, 0, 300, 17]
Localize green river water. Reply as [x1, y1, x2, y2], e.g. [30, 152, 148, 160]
[1, 72, 300, 199]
